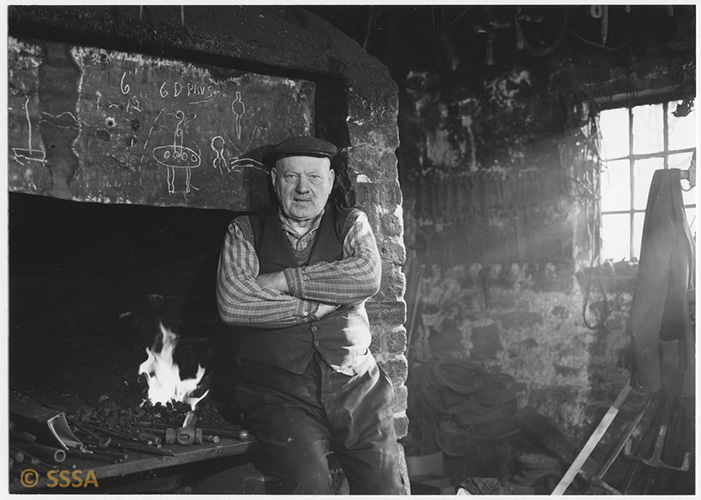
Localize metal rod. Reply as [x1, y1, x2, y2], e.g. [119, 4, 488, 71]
[83, 424, 156, 446]
[138, 421, 247, 440]
[551, 383, 632, 495]
[584, 392, 654, 494]
[84, 446, 128, 461]
[11, 442, 66, 464]
[65, 448, 119, 464]
[109, 440, 175, 457]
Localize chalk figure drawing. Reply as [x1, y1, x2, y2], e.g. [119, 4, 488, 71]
[211, 135, 228, 174]
[11, 95, 46, 166]
[210, 92, 268, 176]
[152, 110, 201, 194]
[231, 91, 245, 141]
[211, 134, 267, 175]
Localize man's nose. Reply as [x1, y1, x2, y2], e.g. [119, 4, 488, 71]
[295, 177, 310, 193]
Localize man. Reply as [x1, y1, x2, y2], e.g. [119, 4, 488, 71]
[216, 136, 406, 494]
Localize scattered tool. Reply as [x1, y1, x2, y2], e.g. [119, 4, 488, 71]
[165, 411, 203, 445]
[10, 398, 84, 450]
[197, 426, 248, 441]
[11, 442, 66, 464]
[70, 420, 112, 448]
[10, 426, 38, 444]
[137, 432, 162, 446]
[138, 419, 248, 444]
[583, 392, 653, 494]
[65, 448, 119, 464]
[84, 446, 128, 462]
[109, 439, 175, 457]
[9, 448, 24, 464]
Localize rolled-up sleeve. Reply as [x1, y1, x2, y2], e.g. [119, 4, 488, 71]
[282, 210, 381, 304]
[216, 218, 317, 328]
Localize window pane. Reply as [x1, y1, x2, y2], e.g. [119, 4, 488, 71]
[633, 103, 664, 155]
[632, 212, 645, 259]
[685, 208, 696, 237]
[600, 159, 630, 211]
[633, 157, 663, 210]
[682, 189, 696, 209]
[601, 213, 630, 261]
[669, 151, 695, 170]
[599, 108, 629, 159]
[668, 100, 697, 151]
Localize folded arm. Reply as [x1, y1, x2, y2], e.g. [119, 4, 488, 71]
[216, 219, 318, 328]
[282, 210, 382, 304]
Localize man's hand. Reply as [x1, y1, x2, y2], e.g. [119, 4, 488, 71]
[255, 272, 289, 293]
[315, 303, 340, 319]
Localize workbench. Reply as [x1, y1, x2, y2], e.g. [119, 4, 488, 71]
[10, 436, 259, 493]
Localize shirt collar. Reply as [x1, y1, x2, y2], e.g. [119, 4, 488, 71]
[277, 208, 325, 239]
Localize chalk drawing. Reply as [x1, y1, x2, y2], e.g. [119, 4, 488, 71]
[120, 71, 130, 95]
[231, 92, 245, 141]
[210, 134, 267, 176]
[211, 135, 228, 175]
[152, 110, 201, 194]
[228, 157, 267, 173]
[142, 108, 165, 160]
[221, 122, 268, 159]
[11, 95, 46, 166]
[40, 110, 83, 129]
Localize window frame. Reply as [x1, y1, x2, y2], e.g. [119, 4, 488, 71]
[598, 97, 696, 261]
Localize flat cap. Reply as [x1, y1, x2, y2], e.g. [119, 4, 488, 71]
[266, 136, 338, 164]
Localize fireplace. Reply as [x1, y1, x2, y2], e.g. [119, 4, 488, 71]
[8, 191, 272, 492]
[9, 191, 235, 395]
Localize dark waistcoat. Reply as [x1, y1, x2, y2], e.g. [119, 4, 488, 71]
[237, 206, 371, 374]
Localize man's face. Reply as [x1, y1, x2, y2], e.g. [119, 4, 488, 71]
[271, 156, 335, 223]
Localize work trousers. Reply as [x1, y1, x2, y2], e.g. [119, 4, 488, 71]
[236, 351, 407, 494]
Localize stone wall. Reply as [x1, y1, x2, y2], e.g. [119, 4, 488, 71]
[399, 29, 694, 441]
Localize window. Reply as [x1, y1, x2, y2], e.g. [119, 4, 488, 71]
[598, 100, 696, 261]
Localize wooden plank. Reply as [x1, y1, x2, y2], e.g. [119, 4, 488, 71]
[551, 384, 632, 495]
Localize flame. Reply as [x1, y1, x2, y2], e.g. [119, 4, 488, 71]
[138, 323, 209, 410]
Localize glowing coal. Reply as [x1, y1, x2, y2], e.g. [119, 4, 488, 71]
[138, 323, 209, 410]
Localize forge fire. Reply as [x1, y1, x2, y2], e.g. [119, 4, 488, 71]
[138, 323, 209, 411]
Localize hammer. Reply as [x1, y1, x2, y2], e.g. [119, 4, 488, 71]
[165, 411, 202, 446]
[626, 393, 690, 471]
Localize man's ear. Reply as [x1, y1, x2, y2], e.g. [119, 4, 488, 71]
[270, 167, 278, 186]
[328, 167, 335, 184]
